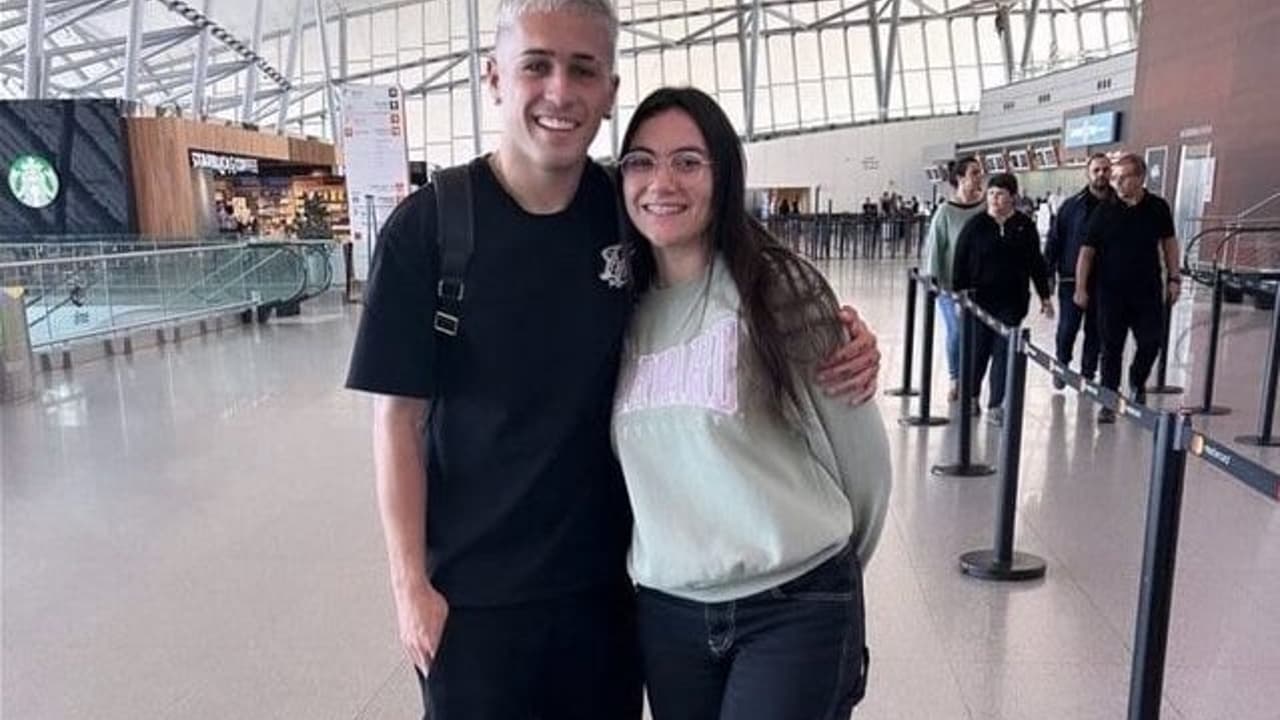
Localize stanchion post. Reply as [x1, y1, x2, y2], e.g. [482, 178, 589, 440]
[960, 328, 1047, 580]
[1182, 267, 1231, 415]
[932, 294, 995, 476]
[899, 282, 949, 427]
[887, 268, 921, 397]
[1147, 299, 1183, 394]
[1126, 412, 1188, 720]
[1236, 290, 1280, 446]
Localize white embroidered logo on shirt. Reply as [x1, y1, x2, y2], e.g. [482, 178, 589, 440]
[615, 317, 739, 415]
[599, 244, 630, 289]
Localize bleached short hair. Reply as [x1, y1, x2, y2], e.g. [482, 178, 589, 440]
[494, 0, 619, 63]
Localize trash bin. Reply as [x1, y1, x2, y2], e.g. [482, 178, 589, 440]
[1, 286, 34, 402]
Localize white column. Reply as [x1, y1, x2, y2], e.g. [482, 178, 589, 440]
[276, 0, 305, 131]
[191, 0, 213, 116]
[241, 0, 265, 121]
[23, 0, 47, 98]
[121, 0, 144, 101]
[465, 0, 483, 155]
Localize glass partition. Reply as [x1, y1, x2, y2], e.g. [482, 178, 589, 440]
[0, 240, 334, 350]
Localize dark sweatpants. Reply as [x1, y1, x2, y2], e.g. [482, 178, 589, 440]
[1097, 288, 1164, 394]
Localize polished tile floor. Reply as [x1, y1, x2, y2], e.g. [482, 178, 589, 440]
[3, 259, 1278, 719]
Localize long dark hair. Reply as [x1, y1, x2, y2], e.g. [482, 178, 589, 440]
[619, 87, 844, 421]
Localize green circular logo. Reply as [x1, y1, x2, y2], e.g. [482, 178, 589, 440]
[8, 154, 59, 209]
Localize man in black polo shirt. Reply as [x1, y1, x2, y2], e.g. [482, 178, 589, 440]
[1074, 152, 1181, 424]
[344, 0, 883, 716]
[1044, 153, 1112, 389]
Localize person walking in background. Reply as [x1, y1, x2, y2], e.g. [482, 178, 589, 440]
[922, 156, 985, 401]
[613, 87, 892, 720]
[1074, 152, 1181, 424]
[1044, 153, 1111, 390]
[953, 173, 1054, 425]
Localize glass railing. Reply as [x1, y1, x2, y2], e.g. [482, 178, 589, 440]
[0, 239, 334, 350]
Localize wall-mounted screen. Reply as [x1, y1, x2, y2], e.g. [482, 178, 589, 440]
[1007, 148, 1031, 171]
[1033, 145, 1059, 169]
[1063, 111, 1119, 148]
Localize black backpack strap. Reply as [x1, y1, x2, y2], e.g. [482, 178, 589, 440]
[432, 164, 474, 337]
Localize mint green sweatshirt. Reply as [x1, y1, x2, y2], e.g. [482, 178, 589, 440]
[924, 199, 985, 290]
[611, 254, 892, 603]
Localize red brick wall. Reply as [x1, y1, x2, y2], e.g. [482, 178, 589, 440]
[1129, 0, 1280, 267]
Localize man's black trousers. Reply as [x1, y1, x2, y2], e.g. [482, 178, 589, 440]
[416, 582, 642, 720]
[1097, 288, 1164, 395]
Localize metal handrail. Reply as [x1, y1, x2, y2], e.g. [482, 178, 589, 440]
[1193, 192, 1280, 225]
[1183, 225, 1280, 284]
[0, 242, 251, 271]
[1182, 226, 1234, 275]
[1212, 226, 1280, 275]
[1239, 191, 1280, 219]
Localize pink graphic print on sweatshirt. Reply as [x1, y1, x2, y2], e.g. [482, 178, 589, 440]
[616, 316, 739, 416]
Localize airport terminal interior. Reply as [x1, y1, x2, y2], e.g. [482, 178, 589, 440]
[2, 0, 1279, 718]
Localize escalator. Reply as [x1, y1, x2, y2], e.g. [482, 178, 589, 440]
[0, 239, 335, 349]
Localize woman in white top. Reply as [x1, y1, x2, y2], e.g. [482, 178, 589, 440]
[612, 87, 893, 719]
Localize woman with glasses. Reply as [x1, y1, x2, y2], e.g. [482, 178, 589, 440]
[611, 86, 892, 720]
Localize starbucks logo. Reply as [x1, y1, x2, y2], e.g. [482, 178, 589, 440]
[8, 154, 59, 209]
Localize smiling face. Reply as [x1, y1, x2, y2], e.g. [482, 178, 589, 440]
[621, 108, 715, 255]
[487, 10, 618, 174]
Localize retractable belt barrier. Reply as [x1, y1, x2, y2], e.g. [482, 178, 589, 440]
[896, 268, 947, 426]
[892, 268, 1280, 498]
[890, 267, 1280, 719]
[929, 286, 995, 477]
[885, 269, 920, 398]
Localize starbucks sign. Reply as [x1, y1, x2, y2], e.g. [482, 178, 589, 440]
[8, 155, 60, 209]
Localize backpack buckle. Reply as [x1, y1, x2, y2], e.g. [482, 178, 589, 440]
[437, 278, 465, 302]
[433, 310, 460, 336]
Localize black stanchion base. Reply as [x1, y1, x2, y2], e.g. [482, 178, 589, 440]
[1235, 434, 1280, 447]
[1146, 384, 1184, 395]
[930, 463, 996, 477]
[1179, 405, 1232, 416]
[885, 388, 921, 397]
[899, 416, 950, 427]
[959, 550, 1047, 581]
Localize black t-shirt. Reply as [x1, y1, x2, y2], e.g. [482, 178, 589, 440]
[1084, 191, 1175, 294]
[345, 157, 634, 607]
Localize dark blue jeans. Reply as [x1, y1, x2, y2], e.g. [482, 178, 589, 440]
[1056, 280, 1100, 379]
[637, 544, 869, 720]
[416, 582, 642, 720]
[971, 321, 1009, 410]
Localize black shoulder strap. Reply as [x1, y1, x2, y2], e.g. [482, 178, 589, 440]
[432, 164, 474, 337]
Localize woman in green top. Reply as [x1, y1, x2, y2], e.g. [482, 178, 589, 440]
[612, 87, 892, 719]
[922, 156, 985, 401]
